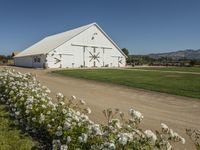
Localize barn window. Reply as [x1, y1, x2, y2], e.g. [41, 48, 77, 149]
[37, 58, 41, 63]
[34, 58, 37, 62]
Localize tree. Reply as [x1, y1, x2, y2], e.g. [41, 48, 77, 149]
[189, 60, 196, 66]
[121, 48, 129, 56]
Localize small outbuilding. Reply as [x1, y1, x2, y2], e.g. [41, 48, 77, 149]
[14, 23, 126, 68]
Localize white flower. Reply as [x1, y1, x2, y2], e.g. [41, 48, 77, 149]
[25, 110, 29, 114]
[78, 136, 83, 143]
[181, 137, 185, 144]
[52, 140, 61, 150]
[81, 133, 88, 143]
[80, 99, 85, 105]
[56, 92, 64, 99]
[169, 129, 174, 137]
[60, 145, 68, 150]
[67, 136, 71, 143]
[118, 133, 128, 145]
[47, 111, 51, 115]
[108, 143, 116, 150]
[144, 130, 157, 144]
[173, 132, 184, 142]
[60, 101, 65, 105]
[79, 133, 88, 143]
[26, 96, 34, 104]
[64, 121, 71, 129]
[62, 109, 67, 114]
[57, 126, 62, 130]
[15, 111, 20, 116]
[71, 95, 76, 100]
[26, 104, 33, 109]
[32, 117, 36, 122]
[90, 124, 102, 135]
[161, 123, 169, 133]
[129, 109, 143, 122]
[47, 101, 54, 106]
[9, 90, 14, 95]
[39, 113, 45, 123]
[46, 88, 51, 93]
[166, 141, 172, 150]
[86, 108, 91, 114]
[55, 130, 63, 136]
[41, 104, 46, 109]
[47, 124, 52, 128]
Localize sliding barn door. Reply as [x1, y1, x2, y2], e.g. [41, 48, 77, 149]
[84, 47, 103, 67]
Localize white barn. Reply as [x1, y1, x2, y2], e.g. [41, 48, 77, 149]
[14, 23, 126, 68]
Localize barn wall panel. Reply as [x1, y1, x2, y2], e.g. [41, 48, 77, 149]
[14, 56, 33, 67]
[14, 55, 45, 68]
[69, 25, 126, 67]
[50, 25, 126, 68]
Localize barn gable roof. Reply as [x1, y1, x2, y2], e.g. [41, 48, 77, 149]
[15, 23, 126, 57]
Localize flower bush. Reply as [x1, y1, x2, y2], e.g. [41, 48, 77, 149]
[186, 129, 200, 150]
[0, 68, 185, 150]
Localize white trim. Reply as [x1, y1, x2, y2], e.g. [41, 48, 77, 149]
[94, 24, 127, 58]
[71, 43, 112, 49]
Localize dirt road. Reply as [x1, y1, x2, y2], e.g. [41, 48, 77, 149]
[3, 67, 200, 149]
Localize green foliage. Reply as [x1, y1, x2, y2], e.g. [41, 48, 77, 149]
[0, 105, 37, 150]
[127, 55, 156, 65]
[126, 54, 200, 66]
[53, 69, 200, 99]
[121, 48, 129, 56]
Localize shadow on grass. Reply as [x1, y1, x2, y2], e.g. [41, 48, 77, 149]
[0, 104, 51, 150]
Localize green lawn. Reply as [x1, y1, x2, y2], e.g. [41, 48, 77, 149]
[0, 105, 37, 150]
[131, 66, 200, 73]
[53, 69, 200, 99]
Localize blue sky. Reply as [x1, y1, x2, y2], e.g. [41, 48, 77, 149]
[0, 0, 200, 55]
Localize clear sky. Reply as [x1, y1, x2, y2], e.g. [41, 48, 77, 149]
[0, 0, 200, 55]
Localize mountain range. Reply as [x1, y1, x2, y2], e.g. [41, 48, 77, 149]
[148, 49, 200, 60]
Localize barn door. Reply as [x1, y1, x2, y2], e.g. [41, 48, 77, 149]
[52, 54, 62, 68]
[47, 53, 75, 68]
[84, 47, 103, 67]
[111, 56, 123, 67]
[61, 54, 74, 68]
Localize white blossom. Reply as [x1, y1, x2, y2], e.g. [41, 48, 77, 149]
[118, 133, 128, 145]
[144, 130, 157, 144]
[56, 92, 64, 99]
[60, 145, 68, 150]
[71, 95, 76, 100]
[39, 113, 45, 123]
[161, 123, 169, 133]
[129, 109, 143, 122]
[67, 136, 71, 143]
[86, 107, 91, 114]
[80, 99, 85, 105]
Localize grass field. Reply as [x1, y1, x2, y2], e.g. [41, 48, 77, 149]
[131, 66, 200, 73]
[53, 68, 200, 99]
[0, 105, 37, 150]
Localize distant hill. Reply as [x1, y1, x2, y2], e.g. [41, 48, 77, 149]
[148, 49, 200, 60]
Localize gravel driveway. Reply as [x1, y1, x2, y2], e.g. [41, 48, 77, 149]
[2, 66, 200, 149]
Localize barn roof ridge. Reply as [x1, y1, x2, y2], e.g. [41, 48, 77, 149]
[15, 22, 95, 57]
[15, 22, 126, 58]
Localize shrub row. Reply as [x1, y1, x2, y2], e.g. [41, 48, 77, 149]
[0, 69, 185, 150]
